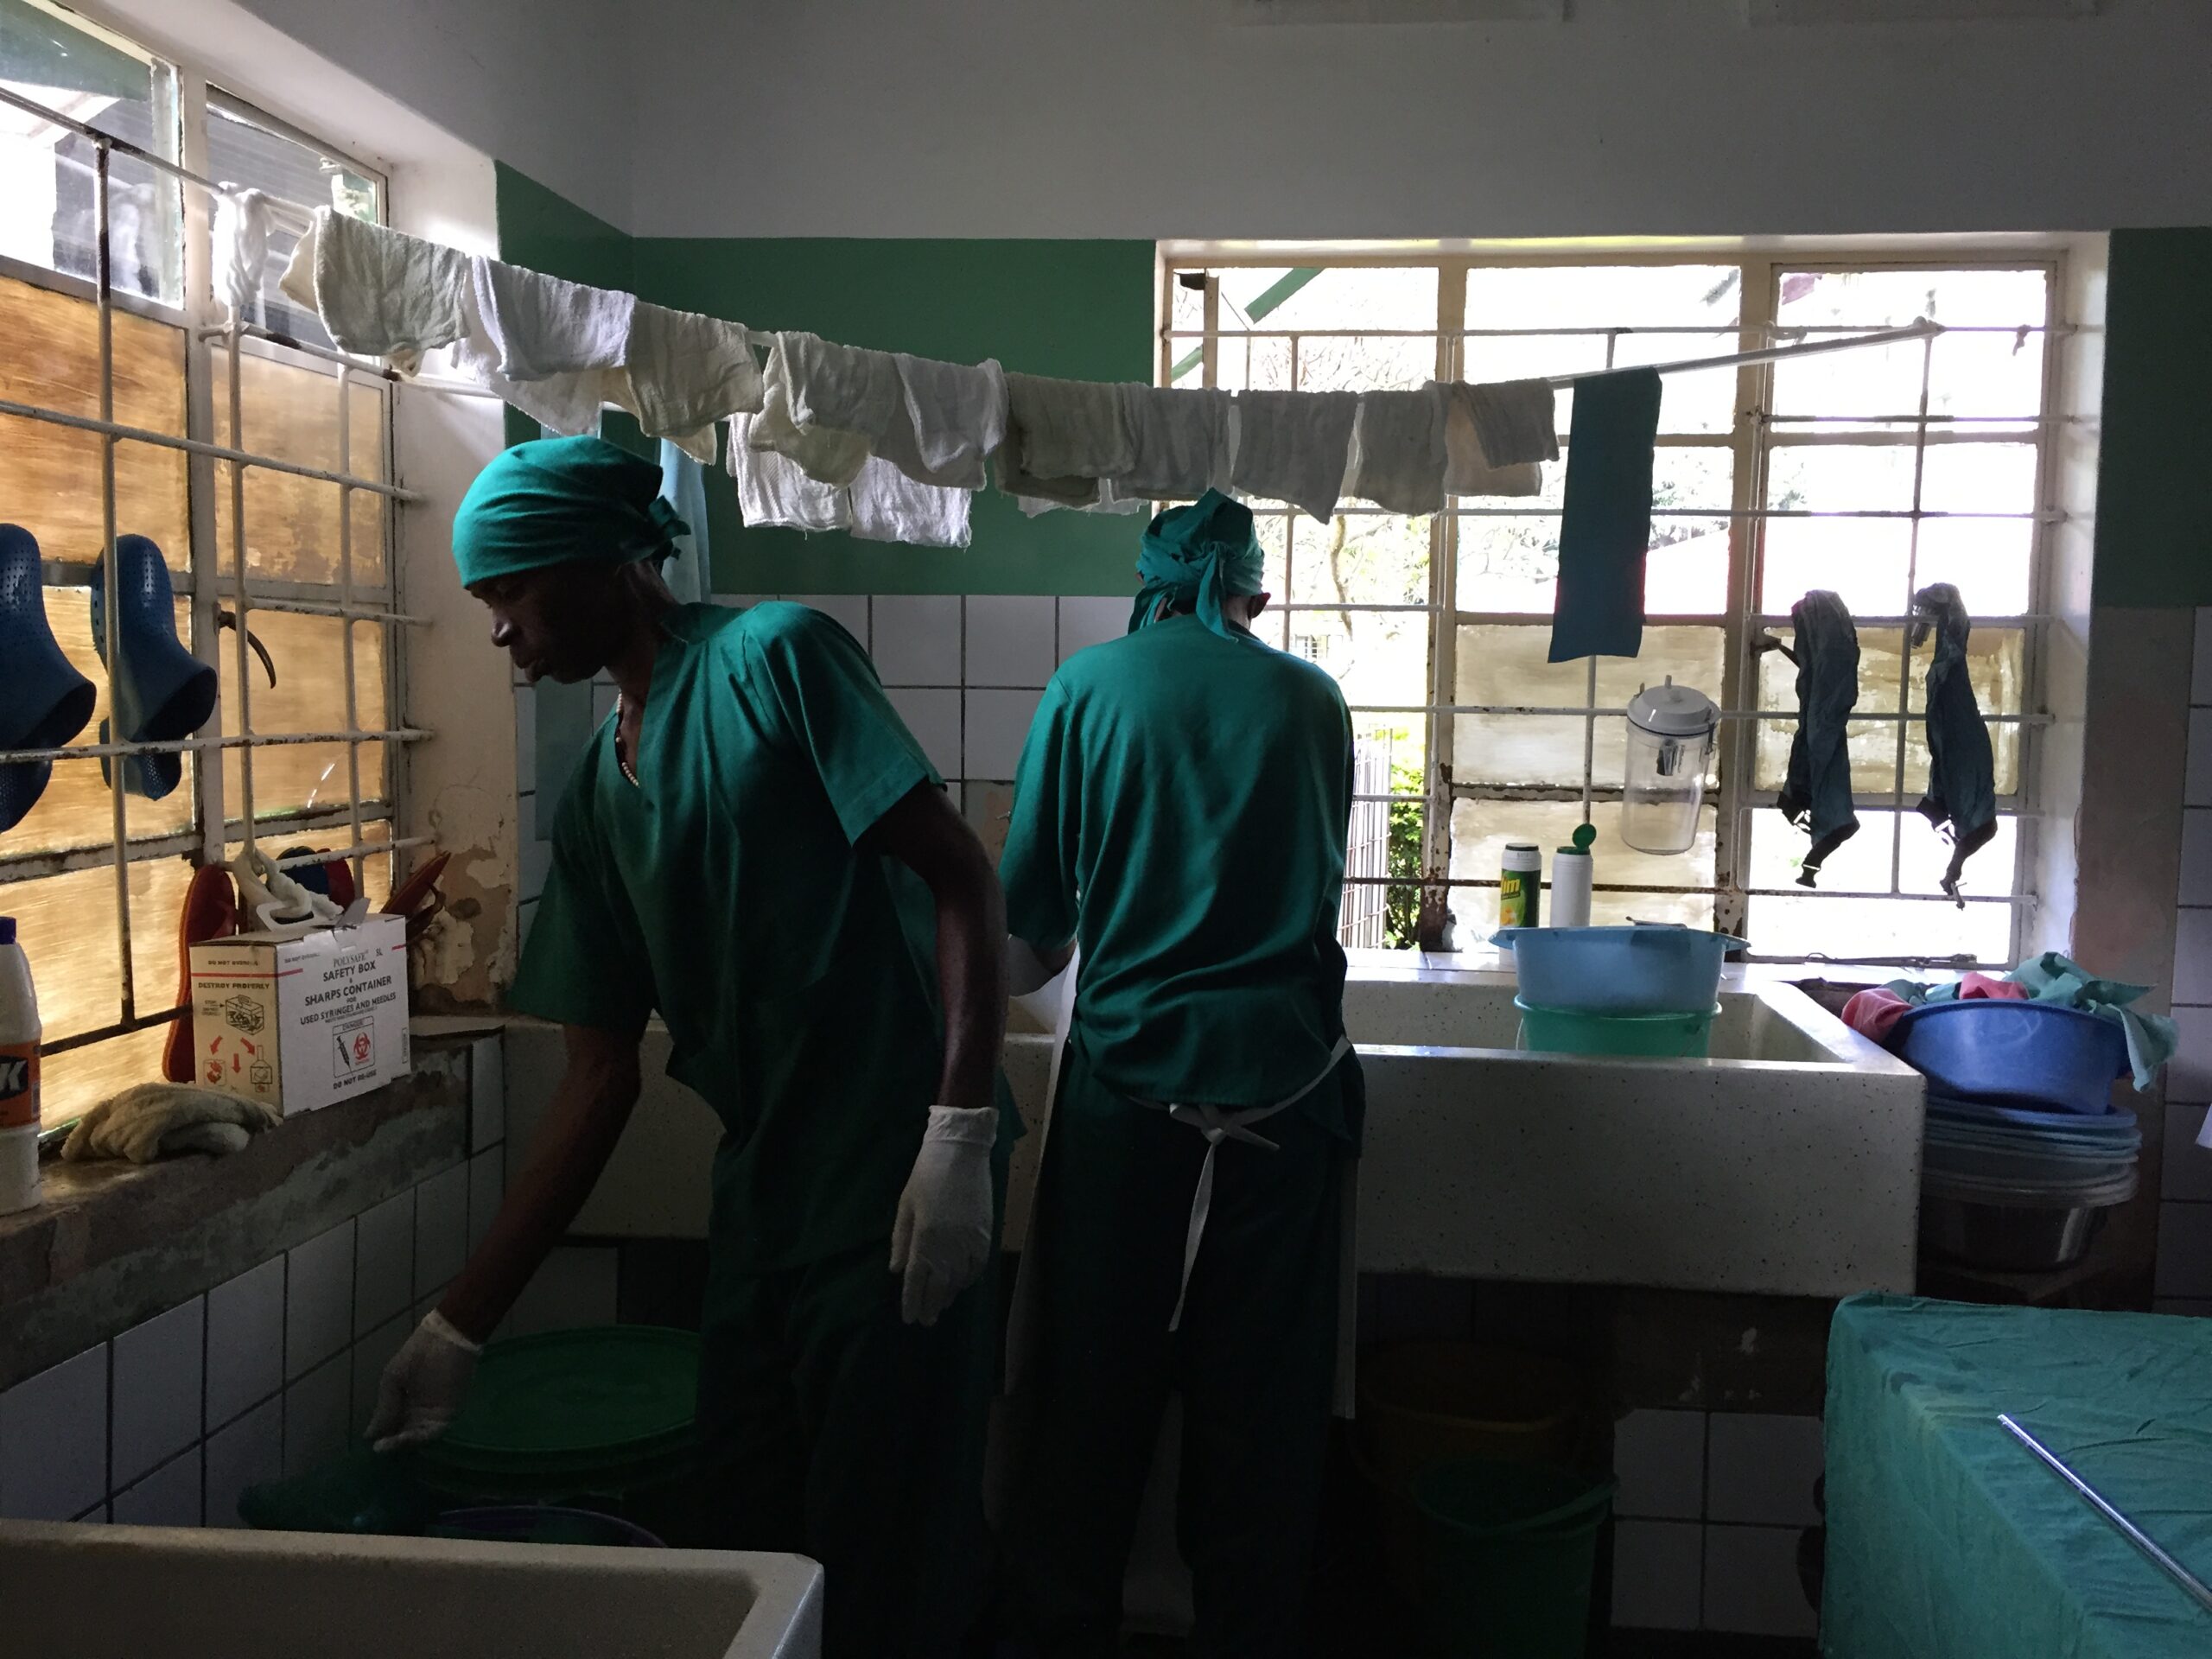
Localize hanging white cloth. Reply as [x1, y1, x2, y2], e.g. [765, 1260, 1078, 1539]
[727, 412, 851, 533]
[1443, 381, 1544, 499]
[1462, 377, 1561, 468]
[1119, 385, 1237, 500]
[1006, 372, 1138, 485]
[748, 334, 877, 486]
[727, 412, 972, 548]
[215, 188, 314, 315]
[627, 303, 766, 462]
[1344, 384, 1448, 516]
[879, 353, 1007, 491]
[1232, 388, 1358, 523]
[277, 208, 471, 375]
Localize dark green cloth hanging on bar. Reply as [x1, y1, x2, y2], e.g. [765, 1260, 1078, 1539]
[1912, 582, 1998, 902]
[1777, 590, 1861, 887]
[1548, 367, 1662, 663]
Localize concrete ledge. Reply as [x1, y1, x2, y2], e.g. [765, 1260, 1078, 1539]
[0, 1043, 473, 1390]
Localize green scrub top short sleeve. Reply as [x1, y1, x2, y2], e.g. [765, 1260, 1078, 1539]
[742, 606, 942, 845]
[1001, 680, 1077, 953]
[511, 757, 658, 1034]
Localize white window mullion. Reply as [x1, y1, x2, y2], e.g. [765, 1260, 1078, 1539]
[175, 68, 226, 868]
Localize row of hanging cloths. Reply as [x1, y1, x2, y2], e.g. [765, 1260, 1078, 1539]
[1762, 582, 1999, 903]
[263, 210, 1582, 547]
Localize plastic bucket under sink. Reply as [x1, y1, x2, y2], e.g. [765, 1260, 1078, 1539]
[1515, 998, 1719, 1058]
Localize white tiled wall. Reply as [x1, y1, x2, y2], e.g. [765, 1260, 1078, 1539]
[511, 593, 1128, 943]
[2159, 606, 2212, 1314]
[0, 1036, 510, 1527]
[1611, 1408, 1824, 1637]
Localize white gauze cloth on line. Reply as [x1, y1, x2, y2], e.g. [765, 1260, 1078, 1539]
[1463, 378, 1560, 467]
[626, 302, 765, 457]
[880, 354, 1007, 491]
[750, 334, 880, 487]
[216, 188, 314, 315]
[1231, 389, 1357, 522]
[277, 208, 471, 375]
[1118, 385, 1237, 499]
[1344, 385, 1448, 516]
[1007, 372, 1137, 483]
[727, 415, 972, 548]
[1443, 382, 1542, 499]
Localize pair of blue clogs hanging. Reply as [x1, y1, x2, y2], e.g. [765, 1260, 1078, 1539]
[0, 524, 219, 833]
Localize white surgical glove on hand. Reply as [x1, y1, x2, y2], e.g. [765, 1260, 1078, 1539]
[365, 1310, 481, 1452]
[890, 1104, 999, 1327]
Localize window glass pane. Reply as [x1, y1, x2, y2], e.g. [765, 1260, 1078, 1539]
[1767, 442, 1919, 514]
[1612, 331, 1740, 435]
[3, 587, 195, 853]
[219, 610, 387, 819]
[0, 274, 188, 567]
[1289, 512, 1429, 607]
[206, 94, 378, 346]
[1293, 334, 1433, 394]
[1918, 441, 2037, 516]
[1210, 334, 1290, 392]
[1465, 264, 1741, 331]
[1456, 625, 1725, 787]
[1927, 328, 2046, 421]
[1745, 809, 2017, 963]
[1770, 338, 1928, 420]
[1777, 267, 2048, 329]
[1256, 508, 1290, 598]
[1456, 508, 1730, 616]
[39, 1022, 166, 1126]
[1448, 798, 1715, 945]
[1761, 518, 1912, 616]
[1169, 272, 1205, 334]
[1298, 607, 1429, 738]
[1913, 515, 2033, 616]
[5, 853, 192, 1042]
[211, 347, 389, 585]
[0, 0, 180, 305]
[1218, 265, 1437, 334]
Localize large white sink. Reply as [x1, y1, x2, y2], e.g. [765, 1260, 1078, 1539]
[508, 953, 1925, 1299]
[0, 1520, 823, 1658]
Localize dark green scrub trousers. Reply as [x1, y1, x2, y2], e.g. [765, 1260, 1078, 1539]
[1011, 1043, 1351, 1659]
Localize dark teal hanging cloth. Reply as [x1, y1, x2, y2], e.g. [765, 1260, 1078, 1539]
[1548, 367, 1662, 663]
[1776, 590, 1860, 887]
[1911, 582, 1997, 904]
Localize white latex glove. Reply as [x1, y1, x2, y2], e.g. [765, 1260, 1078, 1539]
[365, 1310, 482, 1452]
[889, 1105, 999, 1327]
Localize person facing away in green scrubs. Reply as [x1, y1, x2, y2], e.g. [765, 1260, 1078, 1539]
[366, 436, 1012, 1659]
[1001, 489, 1363, 1659]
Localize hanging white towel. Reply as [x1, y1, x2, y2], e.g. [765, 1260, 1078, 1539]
[727, 412, 852, 533]
[1463, 378, 1560, 467]
[850, 460, 973, 549]
[1443, 382, 1543, 499]
[215, 188, 313, 315]
[785, 333, 900, 450]
[628, 303, 765, 462]
[474, 257, 637, 380]
[279, 208, 471, 375]
[1119, 386, 1236, 499]
[1344, 385, 1448, 516]
[447, 260, 623, 436]
[748, 334, 879, 487]
[1007, 372, 1137, 483]
[878, 353, 1007, 491]
[1232, 389, 1357, 523]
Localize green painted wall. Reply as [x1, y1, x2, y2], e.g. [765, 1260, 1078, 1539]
[2094, 227, 2212, 610]
[629, 238, 1154, 596]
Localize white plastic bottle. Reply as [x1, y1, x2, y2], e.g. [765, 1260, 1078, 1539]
[1551, 823, 1597, 928]
[0, 916, 40, 1214]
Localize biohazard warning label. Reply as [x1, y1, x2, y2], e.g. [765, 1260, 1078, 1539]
[332, 1015, 378, 1083]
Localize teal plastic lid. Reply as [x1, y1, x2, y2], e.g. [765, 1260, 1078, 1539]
[429, 1327, 701, 1467]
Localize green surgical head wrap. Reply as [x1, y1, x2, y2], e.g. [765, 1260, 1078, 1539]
[452, 435, 690, 588]
[1130, 488, 1266, 639]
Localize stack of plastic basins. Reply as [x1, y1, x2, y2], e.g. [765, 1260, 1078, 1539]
[1897, 1001, 2140, 1271]
[1494, 926, 1739, 1059]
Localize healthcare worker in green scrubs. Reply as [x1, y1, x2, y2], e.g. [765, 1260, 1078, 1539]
[366, 436, 1012, 1659]
[1000, 489, 1363, 1658]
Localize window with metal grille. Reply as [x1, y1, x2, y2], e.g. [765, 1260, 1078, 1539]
[0, 0, 418, 1125]
[1162, 251, 2055, 965]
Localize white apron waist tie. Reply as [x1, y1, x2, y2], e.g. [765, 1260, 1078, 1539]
[1140, 1035, 1353, 1332]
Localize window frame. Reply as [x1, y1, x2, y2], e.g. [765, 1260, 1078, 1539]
[1159, 245, 2062, 967]
[0, 30, 421, 1108]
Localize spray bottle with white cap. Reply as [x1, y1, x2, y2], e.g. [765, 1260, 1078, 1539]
[1551, 823, 1597, 928]
[0, 916, 41, 1215]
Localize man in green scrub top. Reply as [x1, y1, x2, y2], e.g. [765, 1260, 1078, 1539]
[1001, 489, 1362, 1658]
[366, 436, 1011, 1659]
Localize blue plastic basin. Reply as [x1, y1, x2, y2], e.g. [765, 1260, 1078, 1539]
[1894, 1000, 2128, 1115]
[1492, 925, 1745, 1015]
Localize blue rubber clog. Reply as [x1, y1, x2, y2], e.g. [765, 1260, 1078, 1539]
[89, 534, 217, 800]
[0, 524, 96, 832]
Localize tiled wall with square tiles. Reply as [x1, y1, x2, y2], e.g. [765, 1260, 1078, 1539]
[1611, 1408, 1825, 1638]
[512, 593, 1127, 948]
[0, 1039, 512, 1527]
[2156, 606, 2212, 1316]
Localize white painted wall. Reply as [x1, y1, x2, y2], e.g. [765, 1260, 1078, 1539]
[628, 0, 2212, 238]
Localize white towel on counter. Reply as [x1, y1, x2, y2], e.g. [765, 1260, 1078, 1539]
[879, 354, 1007, 491]
[1006, 372, 1137, 484]
[1443, 382, 1543, 499]
[1463, 378, 1560, 467]
[1232, 389, 1357, 522]
[1119, 385, 1236, 499]
[627, 303, 765, 461]
[278, 208, 472, 375]
[728, 415, 971, 548]
[1345, 385, 1448, 515]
